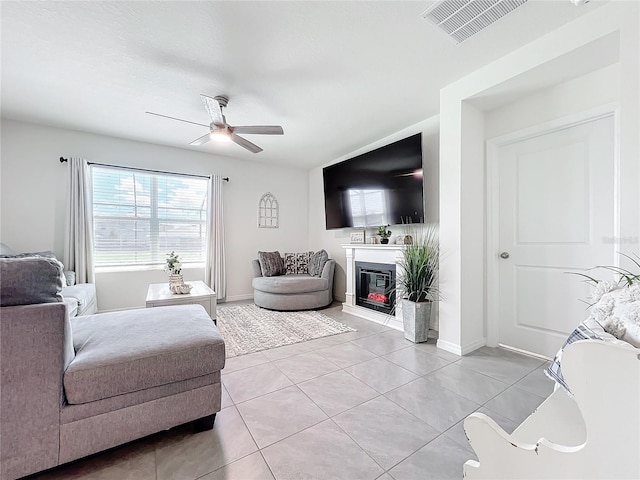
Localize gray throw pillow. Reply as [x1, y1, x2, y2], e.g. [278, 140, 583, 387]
[0, 250, 67, 287]
[309, 249, 329, 277]
[284, 251, 313, 275]
[258, 251, 284, 277]
[0, 256, 65, 307]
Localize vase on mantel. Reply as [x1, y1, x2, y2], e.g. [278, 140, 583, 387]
[169, 274, 184, 293]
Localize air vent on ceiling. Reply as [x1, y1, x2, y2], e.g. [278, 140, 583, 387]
[422, 0, 528, 44]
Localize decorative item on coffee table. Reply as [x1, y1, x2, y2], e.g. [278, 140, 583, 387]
[164, 251, 192, 294]
[377, 225, 392, 244]
[397, 226, 440, 343]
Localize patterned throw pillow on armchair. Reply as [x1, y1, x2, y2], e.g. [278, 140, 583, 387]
[284, 251, 313, 275]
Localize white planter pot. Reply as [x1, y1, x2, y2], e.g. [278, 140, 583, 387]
[401, 298, 432, 343]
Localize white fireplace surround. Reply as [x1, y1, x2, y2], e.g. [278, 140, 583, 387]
[342, 244, 407, 331]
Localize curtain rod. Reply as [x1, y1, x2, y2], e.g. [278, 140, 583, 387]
[59, 157, 229, 182]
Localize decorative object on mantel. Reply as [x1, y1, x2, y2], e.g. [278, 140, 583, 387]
[258, 192, 279, 228]
[350, 229, 365, 244]
[395, 234, 414, 245]
[397, 226, 440, 343]
[164, 251, 192, 294]
[377, 225, 392, 244]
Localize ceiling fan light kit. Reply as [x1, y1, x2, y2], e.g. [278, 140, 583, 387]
[146, 94, 284, 153]
[210, 127, 231, 143]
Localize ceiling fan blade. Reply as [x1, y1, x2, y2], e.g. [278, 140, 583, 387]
[200, 94, 225, 126]
[231, 133, 263, 153]
[231, 125, 284, 135]
[146, 111, 209, 128]
[190, 133, 211, 146]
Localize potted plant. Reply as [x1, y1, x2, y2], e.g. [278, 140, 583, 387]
[164, 251, 187, 293]
[377, 225, 392, 244]
[396, 226, 439, 343]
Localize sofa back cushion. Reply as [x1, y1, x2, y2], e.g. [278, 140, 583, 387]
[0, 250, 68, 287]
[258, 251, 285, 277]
[0, 257, 64, 307]
[309, 250, 329, 277]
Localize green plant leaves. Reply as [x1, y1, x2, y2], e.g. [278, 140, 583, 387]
[397, 226, 439, 303]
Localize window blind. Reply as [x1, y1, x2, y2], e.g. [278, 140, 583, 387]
[92, 165, 208, 268]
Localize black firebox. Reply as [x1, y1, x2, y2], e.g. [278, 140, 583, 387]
[355, 261, 396, 315]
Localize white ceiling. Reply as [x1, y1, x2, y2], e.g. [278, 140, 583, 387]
[1, 1, 605, 169]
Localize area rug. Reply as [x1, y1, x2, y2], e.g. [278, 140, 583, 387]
[216, 304, 356, 358]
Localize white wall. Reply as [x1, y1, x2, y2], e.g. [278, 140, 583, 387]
[484, 64, 619, 139]
[307, 116, 440, 305]
[438, 1, 639, 355]
[0, 119, 310, 310]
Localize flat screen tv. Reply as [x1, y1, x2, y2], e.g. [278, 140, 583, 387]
[323, 133, 424, 230]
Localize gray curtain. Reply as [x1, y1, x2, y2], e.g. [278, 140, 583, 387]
[205, 175, 226, 301]
[63, 158, 95, 284]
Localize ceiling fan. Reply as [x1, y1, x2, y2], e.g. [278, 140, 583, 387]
[146, 95, 284, 153]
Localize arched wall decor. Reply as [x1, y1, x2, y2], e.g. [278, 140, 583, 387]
[258, 192, 279, 228]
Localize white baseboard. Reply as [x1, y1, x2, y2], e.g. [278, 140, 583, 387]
[461, 338, 486, 355]
[436, 337, 486, 356]
[436, 339, 463, 356]
[223, 293, 254, 303]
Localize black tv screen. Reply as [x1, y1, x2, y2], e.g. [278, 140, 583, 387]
[323, 133, 424, 230]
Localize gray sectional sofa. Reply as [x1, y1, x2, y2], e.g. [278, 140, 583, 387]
[0, 256, 225, 480]
[252, 255, 335, 310]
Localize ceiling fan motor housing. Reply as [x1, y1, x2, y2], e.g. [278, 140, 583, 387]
[214, 95, 229, 108]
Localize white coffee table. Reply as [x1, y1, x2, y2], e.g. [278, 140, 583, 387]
[146, 280, 216, 322]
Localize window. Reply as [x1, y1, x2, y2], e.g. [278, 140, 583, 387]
[92, 166, 208, 268]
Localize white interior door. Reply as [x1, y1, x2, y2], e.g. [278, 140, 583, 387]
[496, 114, 615, 358]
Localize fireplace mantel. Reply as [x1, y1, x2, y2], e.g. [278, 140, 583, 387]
[342, 244, 406, 331]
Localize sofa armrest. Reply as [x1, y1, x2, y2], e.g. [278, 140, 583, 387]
[252, 259, 263, 278]
[61, 283, 97, 316]
[321, 260, 335, 284]
[1, 303, 74, 479]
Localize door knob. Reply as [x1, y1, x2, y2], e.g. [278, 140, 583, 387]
[500, 252, 510, 259]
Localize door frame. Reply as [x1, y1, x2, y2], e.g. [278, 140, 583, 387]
[485, 104, 620, 350]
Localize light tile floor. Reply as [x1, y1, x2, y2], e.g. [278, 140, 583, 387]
[31, 303, 553, 480]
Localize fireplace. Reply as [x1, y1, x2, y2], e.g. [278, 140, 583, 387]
[355, 261, 396, 315]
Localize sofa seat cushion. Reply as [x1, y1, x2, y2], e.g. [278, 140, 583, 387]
[252, 274, 329, 294]
[64, 305, 225, 405]
[62, 283, 97, 316]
